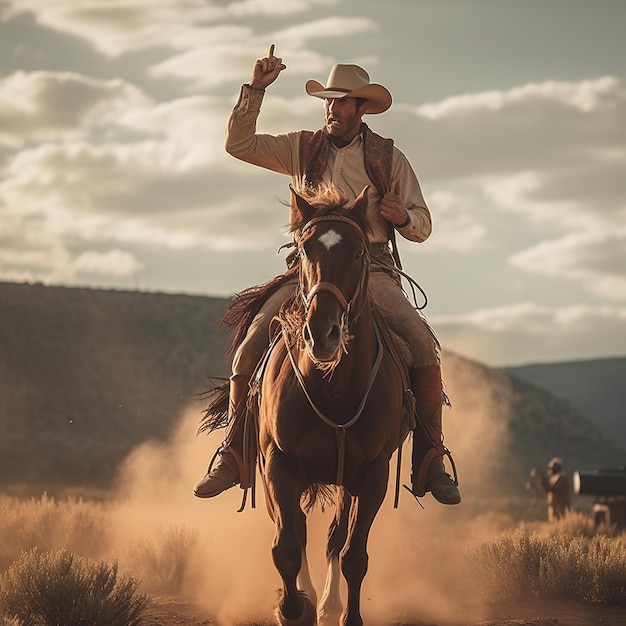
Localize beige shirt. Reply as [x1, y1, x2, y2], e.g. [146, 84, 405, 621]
[225, 84, 432, 244]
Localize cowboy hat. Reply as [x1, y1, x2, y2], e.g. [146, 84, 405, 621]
[305, 64, 392, 114]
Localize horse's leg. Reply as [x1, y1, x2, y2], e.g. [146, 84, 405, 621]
[318, 487, 350, 626]
[297, 547, 317, 608]
[265, 444, 316, 626]
[341, 461, 389, 626]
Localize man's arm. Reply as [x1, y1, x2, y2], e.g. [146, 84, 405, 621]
[384, 149, 432, 243]
[225, 46, 298, 175]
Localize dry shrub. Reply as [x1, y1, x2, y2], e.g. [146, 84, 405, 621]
[124, 525, 200, 594]
[469, 519, 626, 605]
[0, 548, 148, 626]
[540, 509, 618, 539]
[469, 527, 546, 601]
[0, 494, 109, 571]
[537, 534, 626, 603]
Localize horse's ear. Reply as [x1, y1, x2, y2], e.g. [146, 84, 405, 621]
[351, 185, 370, 221]
[289, 184, 315, 229]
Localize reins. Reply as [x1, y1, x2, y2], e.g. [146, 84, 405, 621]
[286, 212, 384, 486]
[282, 321, 384, 486]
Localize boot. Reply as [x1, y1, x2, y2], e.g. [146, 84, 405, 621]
[410, 364, 461, 505]
[193, 374, 249, 498]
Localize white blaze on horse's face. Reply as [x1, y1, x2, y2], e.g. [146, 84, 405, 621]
[318, 229, 342, 250]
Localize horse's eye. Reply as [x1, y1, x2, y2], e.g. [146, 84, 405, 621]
[356, 248, 365, 259]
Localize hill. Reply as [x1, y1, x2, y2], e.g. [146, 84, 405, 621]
[0, 281, 624, 498]
[0, 281, 231, 492]
[504, 358, 626, 451]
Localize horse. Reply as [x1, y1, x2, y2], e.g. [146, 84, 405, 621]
[255, 183, 412, 626]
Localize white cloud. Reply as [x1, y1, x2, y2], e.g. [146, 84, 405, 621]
[418, 189, 488, 252]
[416, 76, 623, 119]
[434, 303, 626, 366]
[509, 229, 626, 302]
[227, 0, 336, 18]
[71, 249, 142, 276]
[385, 76, 626, 296]
[271, 16, 376, 44]
[5, 0, 216, 56]
[0, 230, 141, 283]
[401, 76, 626, 200]
[0, 71, 151, 147]
[148, 17, 377, 88]
[4, 0, 340, 57]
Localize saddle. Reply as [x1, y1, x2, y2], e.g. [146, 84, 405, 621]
[200, 278, 416, 512]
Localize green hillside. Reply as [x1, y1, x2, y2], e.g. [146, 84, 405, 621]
[505, 358, 626, 450]
[0, 281, 624, 496]
[0, 282, 231, 492]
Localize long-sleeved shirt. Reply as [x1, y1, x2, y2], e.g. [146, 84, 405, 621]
[225, 84, 432, 245]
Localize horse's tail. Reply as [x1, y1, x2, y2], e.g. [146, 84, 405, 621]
[301, 483, 336, 513]
[197, 378, 229, 435]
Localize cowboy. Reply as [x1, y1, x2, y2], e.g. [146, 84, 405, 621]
[531, 457, 572, 522]
[194, 45, 461, 505]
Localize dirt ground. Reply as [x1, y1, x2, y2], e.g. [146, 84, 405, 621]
[142, 595, 626, 626]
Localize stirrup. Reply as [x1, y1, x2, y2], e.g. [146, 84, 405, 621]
[412, 445, 458, 497]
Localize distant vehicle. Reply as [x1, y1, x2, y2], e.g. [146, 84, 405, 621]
[573, 467, 626, 529]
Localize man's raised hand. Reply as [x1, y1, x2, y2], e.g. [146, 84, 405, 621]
[250, 44, 286, 91]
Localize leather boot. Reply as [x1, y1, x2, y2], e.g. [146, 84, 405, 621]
[193, 374, 249, 498]
[410, 364, 461, 505]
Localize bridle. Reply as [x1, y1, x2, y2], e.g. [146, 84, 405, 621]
[296, 213, 370, 328]
[283, 212, 384, 486]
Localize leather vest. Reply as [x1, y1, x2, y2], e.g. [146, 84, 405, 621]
[298, 124, 394, 197]
[298, 124, 403, 268]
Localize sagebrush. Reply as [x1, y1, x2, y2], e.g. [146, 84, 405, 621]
[125, 525, 200, 593]
[0, 494, 109, 571]
[469, 513, 626, 604]
[0, 548, 148, 626]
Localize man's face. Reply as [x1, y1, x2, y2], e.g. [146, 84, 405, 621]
[324, 97, 366, 140]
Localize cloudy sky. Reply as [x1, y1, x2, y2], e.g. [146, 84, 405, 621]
[1, 0, 625, 367]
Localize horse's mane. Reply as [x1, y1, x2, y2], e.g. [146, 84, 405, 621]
[291, 180, 348, 214]
[289, 180, 372, 238]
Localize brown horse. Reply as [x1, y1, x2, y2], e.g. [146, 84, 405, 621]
[256, 184, 411, 626]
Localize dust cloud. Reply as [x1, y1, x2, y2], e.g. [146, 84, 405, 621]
[108, 352, 518, 625]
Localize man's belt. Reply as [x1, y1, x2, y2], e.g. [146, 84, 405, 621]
[369, 241, 392, 258]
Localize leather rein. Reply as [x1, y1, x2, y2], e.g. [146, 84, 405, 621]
[285, 213, 384, 486]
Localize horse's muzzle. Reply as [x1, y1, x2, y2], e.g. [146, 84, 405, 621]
[302, 318, 343, 364]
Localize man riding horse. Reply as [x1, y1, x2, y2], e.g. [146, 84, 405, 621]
[194, 45, 461, 506]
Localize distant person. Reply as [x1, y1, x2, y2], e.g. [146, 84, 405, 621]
[530, 457, 572, 522]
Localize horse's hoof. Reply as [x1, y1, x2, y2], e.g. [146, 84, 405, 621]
[274, 592, 316, 626]
[318, 609, 341, 626]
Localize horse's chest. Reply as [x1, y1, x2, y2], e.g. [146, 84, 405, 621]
[269, 400, 387, 466]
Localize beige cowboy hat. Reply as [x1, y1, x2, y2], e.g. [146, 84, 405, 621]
[305, 64, 392, 114]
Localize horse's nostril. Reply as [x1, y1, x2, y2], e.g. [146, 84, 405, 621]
[303, 323, 312, 344]
[328, 324, 340, 344]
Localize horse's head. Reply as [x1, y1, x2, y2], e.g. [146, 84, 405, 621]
[289, 183, 371, 369]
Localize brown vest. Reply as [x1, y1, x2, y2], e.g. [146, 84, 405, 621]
[298, 124, 402, 267]
[298, 123, 394, 197]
